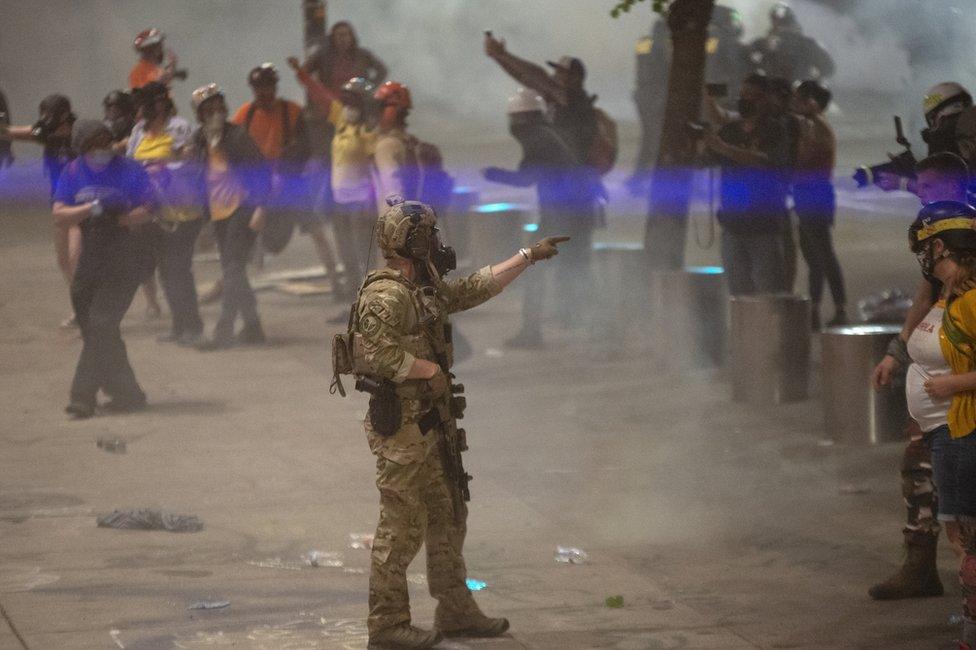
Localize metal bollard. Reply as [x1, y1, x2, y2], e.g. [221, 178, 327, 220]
[821, 325, 907, 444]
[468, 202, 529, 265]
[730, 294, 810, 404]
[648, 266, 728, 369]
[591, 242, 645, 340]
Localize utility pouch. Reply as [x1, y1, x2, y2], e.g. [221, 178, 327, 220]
[451, 395, 467, 419]
[368, 387, 401, 437]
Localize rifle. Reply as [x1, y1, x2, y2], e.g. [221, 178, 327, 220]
[426, 320, 472, 522]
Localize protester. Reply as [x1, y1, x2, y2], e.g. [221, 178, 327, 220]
[128, 82, 205, 346]
[0, 87, 11, 168]
[703, 73, 789, 295]
[483, 88, 599, 348]
[231, 62, 350, 297]
[792, 79, 846, 328]
[2, 95, 79, 326]
[902, 201, 976, 647]
[484, 33, 596, 166]
[129, 29, 184, 90]
[189, 84, 271, 350]
[52, 120, 154, 418]
[767, 76, 801, 293]
[305, 21, 388, 93]
[871, 152, 972, 602]
[290, 58, 377, 287]
[103, 90, 137, 151]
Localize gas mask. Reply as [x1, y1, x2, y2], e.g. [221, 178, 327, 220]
[922, 112, 962, 156]
[403, 222, 456, 280]
[342, 106, 362, 124]
[202, 111, 226, 145]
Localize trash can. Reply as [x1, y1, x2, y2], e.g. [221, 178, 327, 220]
[445, 186, 478, 262]
[730, 294, 810, 404]
[647, 266, 728, 369]
[821, 325, 907, 445]
[468, 202, 529, 265]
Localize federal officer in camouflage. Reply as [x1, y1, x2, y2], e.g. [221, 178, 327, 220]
[344, 196, 567, 648]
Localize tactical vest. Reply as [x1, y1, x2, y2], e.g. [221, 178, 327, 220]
[331, 268, 454, 397]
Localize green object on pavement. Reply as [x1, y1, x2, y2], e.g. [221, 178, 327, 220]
[605, 595, 624, 608]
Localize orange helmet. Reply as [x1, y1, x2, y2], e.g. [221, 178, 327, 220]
[134, 28, 164, 51]
[374, 81, 412, 110]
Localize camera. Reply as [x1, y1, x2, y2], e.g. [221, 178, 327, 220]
[852, 116, 917, 188]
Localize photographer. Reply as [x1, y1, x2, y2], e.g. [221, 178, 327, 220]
[870, 82, 974, 194]
[53, 120, 154, 419]
[702, 73, 790, 295]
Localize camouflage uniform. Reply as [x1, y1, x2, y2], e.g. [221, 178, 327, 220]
[356, 265, 500, 636]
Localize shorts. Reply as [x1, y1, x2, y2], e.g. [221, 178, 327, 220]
[930, 424, 976, 522]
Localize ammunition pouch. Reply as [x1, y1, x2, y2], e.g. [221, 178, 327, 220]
[365, 382, 401, 437]
[451, 395, 467, 419]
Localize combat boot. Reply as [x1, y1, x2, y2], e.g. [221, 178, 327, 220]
[367, 623, 442, 649]
[435, 599, 510, 638]
[868, 535, 943, 600]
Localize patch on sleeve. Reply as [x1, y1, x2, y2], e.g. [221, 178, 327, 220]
[364, 292, 405, 329]
[360, 314, 381, 337]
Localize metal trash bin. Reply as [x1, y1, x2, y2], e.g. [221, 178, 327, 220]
[445, 186, 478, 261]
[648, 266, 728, 369]
[468, 202, 528, 266]
[730, 294, 810, 404]
[591, 242, 646, 339]
[821, 325, 907, 445]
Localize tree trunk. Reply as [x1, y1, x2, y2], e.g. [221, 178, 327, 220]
[643, 0, 715, 270]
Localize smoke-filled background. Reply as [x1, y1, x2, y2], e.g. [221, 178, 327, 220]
[2, 0, 974, 146]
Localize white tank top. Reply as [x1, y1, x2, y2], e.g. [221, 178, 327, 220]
[906, 301, 951, 433]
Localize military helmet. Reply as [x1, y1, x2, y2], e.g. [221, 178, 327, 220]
[377, 195, 438, 259]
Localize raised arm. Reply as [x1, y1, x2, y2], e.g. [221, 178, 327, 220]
[287, 56, 340, 115]
[484, 33, 565, 105]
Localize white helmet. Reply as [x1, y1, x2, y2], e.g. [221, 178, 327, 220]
[924, 82, 973, 128]
[506, 87, 545, 115]
[191, 83, 224, 111]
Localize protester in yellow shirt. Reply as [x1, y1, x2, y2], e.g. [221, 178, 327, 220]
[290, 56, 378, 291]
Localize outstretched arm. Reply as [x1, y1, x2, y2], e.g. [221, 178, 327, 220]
[484, 32, 565, 105]
[287, 56, 340, 115]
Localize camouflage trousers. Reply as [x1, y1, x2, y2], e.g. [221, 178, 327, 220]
[368, 440, 475, 635]
[902, 422, 940, 544]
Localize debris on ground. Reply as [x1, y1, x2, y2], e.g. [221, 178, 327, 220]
[96, 509, 203, 532]
[554, 546, 588, 564]
[466, 578, 487, 591]
[605, 595, 624, 608]
[246, 558, 303, 571]
[349, 533, 374, 550]
[96, 437, 127, 453]
[302, 550, 343, 568]
[188, 600, 230, 610]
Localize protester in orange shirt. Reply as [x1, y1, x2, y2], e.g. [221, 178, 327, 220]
[232, 63, 344, 297]
[129, 28, 185, 90]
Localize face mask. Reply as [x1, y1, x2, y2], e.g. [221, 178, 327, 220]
[342, 106, 362, 124]
[737, 98, 757, 118]
[202, 112, 226, 142]
[86, 149, 114, 170]
[922, 113, 962, 155]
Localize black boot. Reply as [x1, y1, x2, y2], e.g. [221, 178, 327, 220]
[868, 534, 943, 600]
